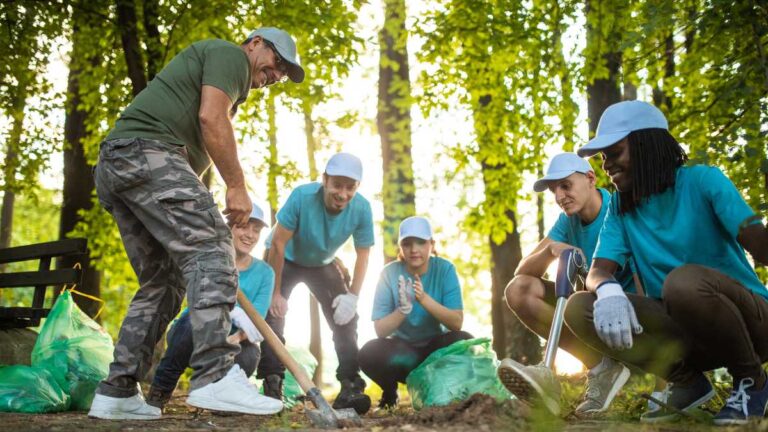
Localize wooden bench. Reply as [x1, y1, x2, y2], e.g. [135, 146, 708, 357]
[0, 238, 87, 329]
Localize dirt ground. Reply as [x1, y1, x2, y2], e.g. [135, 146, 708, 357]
[2, 392, 764, 432]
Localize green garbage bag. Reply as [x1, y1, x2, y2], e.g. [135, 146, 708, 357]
[283, 347, 318, 408]
[405, 337, 511, 410]
[31, 291, 114, 411]
[0, 365, 69, 413]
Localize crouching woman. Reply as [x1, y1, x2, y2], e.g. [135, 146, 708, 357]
[359, 216, 472, 409]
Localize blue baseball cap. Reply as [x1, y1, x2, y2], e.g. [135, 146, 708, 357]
[249, 201, 269, 227]
[247, 27, 305, 83]
[577, 100, 668, 157]
[533, 153, 593, 192]
[399, 216, 433, 242]
[325, 152, 363, 182]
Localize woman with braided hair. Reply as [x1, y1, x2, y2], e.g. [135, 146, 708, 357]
[564, 100, 768, 425]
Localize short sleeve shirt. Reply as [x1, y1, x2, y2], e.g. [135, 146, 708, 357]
[107, 39, 251, 175]
[371, 256, 463, 343]
[595, 165, 766, 300]
[266, 183, 375, 267]
[547, 188, 636, 292]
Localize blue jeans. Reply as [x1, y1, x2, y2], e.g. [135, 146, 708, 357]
[152, 313, 260, 392]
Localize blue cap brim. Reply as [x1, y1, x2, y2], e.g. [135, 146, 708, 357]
[577, 131, 630, 157]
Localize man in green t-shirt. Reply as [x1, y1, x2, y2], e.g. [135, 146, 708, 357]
[89, 28, 304, 420]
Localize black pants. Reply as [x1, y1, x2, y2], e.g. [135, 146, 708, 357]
[565, 264, 768, 384]
[152, 313, 260, 392]
[257, 259, 360, 382]
[358, 331, 473, 395]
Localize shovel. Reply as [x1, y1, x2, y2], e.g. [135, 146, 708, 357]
[235, 290, 362, 428]
[542, 248, 587, 369]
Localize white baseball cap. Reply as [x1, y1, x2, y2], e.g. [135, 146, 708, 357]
[533, 153, 593, 192]
[248, 202, 270, 227]
[398, 216, 433, 242]
[246, 27, 305, 83]
[324, 152, 363, 182]
[578, 100, 668, 157]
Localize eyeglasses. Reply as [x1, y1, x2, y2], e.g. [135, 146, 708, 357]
[264, 40, 289, 83]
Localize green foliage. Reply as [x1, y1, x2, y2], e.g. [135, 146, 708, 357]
[0, 1, 66, 196]
[416, 0, 579, 245]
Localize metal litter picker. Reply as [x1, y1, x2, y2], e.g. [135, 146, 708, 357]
[543, 248, 587, 369]
[235, 290, 362, 428]
[497, 248, 587, 415]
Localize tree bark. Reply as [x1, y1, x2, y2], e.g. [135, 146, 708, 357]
[487, 206, 541, 362]
[585, 0, 623, 136]
[378, 0, 415, 263]
[141, 0, 162, 81]
[0, 83, 26, 253]
[302, 101, 323, 386]
[59, 15, 101, 318]
[266, 92, 278, 225]
[115, 0, 147, 96]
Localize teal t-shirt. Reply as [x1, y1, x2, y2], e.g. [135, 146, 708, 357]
[548, 188, 636, 292]
[267, 183, 375, 267]
[179, 257, 274, 325]
[107, 39, 251, 175]
[371, 256, 463, 343]
[595, 165, 766, 300]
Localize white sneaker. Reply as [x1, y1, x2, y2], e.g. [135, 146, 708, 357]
[186, 364, 283, 415]
[88, 392, 162, 420]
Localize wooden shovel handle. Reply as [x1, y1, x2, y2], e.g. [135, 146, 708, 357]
[235, 290, 316, 393]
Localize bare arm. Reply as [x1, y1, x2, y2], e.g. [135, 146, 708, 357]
[373, 310, 408, 338]
[267, 223, 294, 317]
[199, 85, 250, 227]
[349, 247, 370, 296]
[585, 258, 620, 292]
[738, 223, 768, 266]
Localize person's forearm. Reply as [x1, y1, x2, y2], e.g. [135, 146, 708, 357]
[267, 245, 286, 299]
[420, 296, 463, 331]
[586, 268, 616, 292]
[515, 246, 553, 277]
[349, 251, 369, 296]
[199, 114, 245, 188]
[374, 311, 407, 338]
[739, 223, 768, 266]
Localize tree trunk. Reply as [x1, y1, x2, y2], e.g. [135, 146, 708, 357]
[141, 0, 162, 80]
[378, 0, 415, 263]
[59, 16, 101, 318]
[0, 83, 26, 253]
[266, 92, 278, 225]
[115, 0, 147, 96]
[302, 101, 323, 386]
[585, 0, 622, 136]
[474, 92, 541, 362]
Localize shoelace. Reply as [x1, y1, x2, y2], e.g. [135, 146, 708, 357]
[233, 367, 257, 392]
[724, 378, 754, 417]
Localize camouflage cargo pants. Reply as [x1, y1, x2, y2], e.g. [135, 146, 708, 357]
[94, 138, 239, 397]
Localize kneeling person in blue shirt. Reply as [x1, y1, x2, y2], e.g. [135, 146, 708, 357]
[259, 153, 375, 414]
[359, 217, 472, 409]
[499, 153, 637, 416]
[148, 203, 280, 414]
[567, 100, 768, 425]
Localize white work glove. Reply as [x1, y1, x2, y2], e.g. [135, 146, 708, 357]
[593, 282, 643, 350]
[332, 293, 358, 326]
[230, 306, 264, 344]
[397, 275, 414, 315]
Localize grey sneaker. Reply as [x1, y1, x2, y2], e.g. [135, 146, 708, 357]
[574, 359, 631, 417]
[498, 358, 561, 415]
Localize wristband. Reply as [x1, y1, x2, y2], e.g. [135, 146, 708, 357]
[596, 280, 625, 300]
